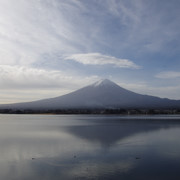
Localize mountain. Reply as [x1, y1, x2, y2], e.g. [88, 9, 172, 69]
[1, 79, 180, 109]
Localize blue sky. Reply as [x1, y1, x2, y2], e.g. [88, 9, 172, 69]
[0, 0, 180, 103]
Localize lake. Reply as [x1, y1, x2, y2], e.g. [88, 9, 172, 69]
[0, 114, 180, 180]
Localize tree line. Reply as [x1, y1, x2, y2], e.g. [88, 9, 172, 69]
[0, 108, 180, 115]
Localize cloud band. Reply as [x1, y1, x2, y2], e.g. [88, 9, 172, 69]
[65, 53, 141, 69]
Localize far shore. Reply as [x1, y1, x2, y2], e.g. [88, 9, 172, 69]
[0, 108, 180, 115]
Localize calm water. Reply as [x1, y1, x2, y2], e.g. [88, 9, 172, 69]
[0, 114, 180, 180]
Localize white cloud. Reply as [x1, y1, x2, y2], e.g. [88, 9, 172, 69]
[0, 65, 99, 103]
[65, 53, 141, 69]
[0, 0, 179, 67]
[0, 0, 91, 66]
[104, 0, 180, 53]
[155, 71, 180, 79]
[0, 0, 179, 103]
[0, 65, 99, 89]
[118, 81, 180, 100]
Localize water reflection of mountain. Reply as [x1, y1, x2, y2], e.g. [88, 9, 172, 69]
[64, 118, 180, 146]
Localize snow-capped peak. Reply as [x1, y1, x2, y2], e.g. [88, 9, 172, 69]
[92, 79, 116, 87]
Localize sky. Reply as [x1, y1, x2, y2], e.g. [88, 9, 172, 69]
[0, 0, 180, 103]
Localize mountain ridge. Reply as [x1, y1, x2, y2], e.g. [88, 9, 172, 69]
[0, 79, 180, 109]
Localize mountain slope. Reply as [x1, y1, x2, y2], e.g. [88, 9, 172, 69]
[1, 79, 180, 109]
